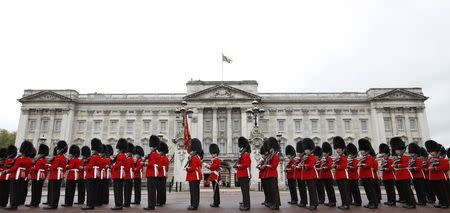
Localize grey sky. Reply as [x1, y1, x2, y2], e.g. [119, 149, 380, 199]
[1, 1, 449, 145]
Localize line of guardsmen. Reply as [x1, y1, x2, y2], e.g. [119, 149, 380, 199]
[1, 135, 450, 211]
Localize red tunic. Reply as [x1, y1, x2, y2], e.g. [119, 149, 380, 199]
[372, 160, 379, 180]
[358, 155, 374, 179]
[48, 154, 67, 180]
[29, 158, 48, 181]
[8, 156, 33, 180]
[124, 156, 134, 180]
[133, 158, 143, 179]
[101, 157, 110, 179]
[302, 154, 318, 180]
[410, 157, 424, 179]
[66, 157, 82, 180]
[427, 158, 449, 181]
[78, 158, 88, 179]
[319, 156, 333, 179]
[347, 158, 359, 180]
[286, 159, 296, 180]
[381, 158, 395, 181]
[145, 151, 160, 178]
[0, 158, 14, 180]
[394, 155, 412, 180]
[236, 152, 251, 179]
[158, 155, 169, 178]
[111, 153, 127, 179]
[85, 154, 102, 179]
[264, 154, 279, 178]
[334, 155, 348, 180]
[295, 158, 303, 180]
[186, 155, 202, 181]
[208, 157, 221, 181]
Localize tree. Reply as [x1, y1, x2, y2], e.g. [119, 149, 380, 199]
[0, 129, 16, 148]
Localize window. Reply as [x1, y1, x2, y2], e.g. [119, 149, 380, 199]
[54, 119, 62, 132]
[311, 120, 319, 132]
[294, 120, 301, 132]
[110, 120, 118, 133]
[160, 120, 167, 133]
[384, 118, 392, 131]
[204, 120, 212, 132]
[78, 121, 86, 132]
[277, 120, 285, 132]
[361, 119, 368, 132]
[233, 120, 240, 132]
[41, 120, 49, 131]
[176, 121, 182, 133]
[396, 117, 404, 131]
[219, 120, 226, 132]
[344, 119, 351, 132]
[219, 139, 226, 154]
[233, 142, 239, 154]
[260, 119, 269, 133]
[94, 120, 102, 133]
[327, 120, 335, 132]
[127, 120, 135, 133]
[143, 120, 151, 133]
[28, 120, 36, 132]
[409, 118, 417, 131]
[280, 143, 286, 155]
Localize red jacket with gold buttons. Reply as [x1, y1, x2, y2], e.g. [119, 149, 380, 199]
[302, 154, 318, 180]
[48, 154, 67, 180]
[334, 155, 348, 180]
[427, 157, 449, 181]
[8, 156, 33, 180]
[286, 159, 296, 180]
[319, 156, 333, 179]
[264, 154, 279, 178]
[66, 157, 82, 180]
[186, 155, 202, 181]
[347, 158, 359, 180]
[146, 151, 160, 178]
[295, 157, 303, 180]
[358, 155, 374, 179]
[29, 157, 47, 181]
[394, 155, 412, 180]
[158, 155, 169, 178]
[381, 158, 395, 180]
[85, 154, 102, 179]
[133, 158, 143, 179]
[410, 157, 424, 179]
[208, 157, 221, 181]
[124, 156, 134, 180]
[236, 152, 251, 180]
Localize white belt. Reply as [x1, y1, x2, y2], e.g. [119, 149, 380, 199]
[154, 164, 158, 177]
[15, 167, 26, 180]
[213, 170, 220, 176]
[120, 166, 125, 179]
[163, 166, 166, 177]
[93, 166, 99, 179]
[139, 169, 142, 179]
[5, 173, 10, 180]
[313, 168, 318, 179]
[37, 169, 45, 181]
[57, 167, 63, 180]
[107, 168, 111, 179]
[195, 171, 199, 180]
[68, 169, 79, 180]
[83, 170, 87, 179]
[130, 168, 134, 179]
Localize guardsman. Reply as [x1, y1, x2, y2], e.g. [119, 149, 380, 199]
[235, 137, 251, 211]
[302, 138, 318, 210]
[101, 145, 113, 205]
[378, 143, 396, 206]
[44, 140, 67, 209]
[357, 138, 377, 209]
[63, 145, 82, 207]
[285, 145, 298, 205]
[81, 138, 103, 210]
[407, 142, 427, 206]
[76, 146, 90, 205]
[26, 144, 49, 208]
[206, 143, 221, 208]
[369, 148, 381, 203]
[156, 142, 169, 207]
[263, 137, 280, 210]
[124, 143, 135, 208]
[186, 138, 203, 211]
[313, 146, 325, 205]
[132, 146, 144, 205]
[332, 136, 350, 210]
[295, 141, 308, 208]
[346, 143, 361, 206]
[144, 135, 160, 210]
[319, 142, 336, 207]
[110, 138, 128, 210]
[425, 140, 449, 208]
[257, 144, 268, 206]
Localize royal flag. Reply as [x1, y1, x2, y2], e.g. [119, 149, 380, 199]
[222, 53, 232, 63]
[183, 111, 191, 151]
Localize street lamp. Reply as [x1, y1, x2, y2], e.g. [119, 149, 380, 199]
[246, 100, 265, 127]
[175, 100, 194, 118]
[276, 133, 282, 142]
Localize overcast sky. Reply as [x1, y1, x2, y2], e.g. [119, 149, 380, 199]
[1, 1, 449, 145]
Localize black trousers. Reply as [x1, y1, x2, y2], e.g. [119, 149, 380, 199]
[157, 177, 167, 205]
[287, 179, 298, 202]
[64, 180, 77, 205]
[239, 178, 250, 207]
[297, 179, 308, 205]
[305, 179, 318, 207]
[86, 179, 99, 208]
[147, 177, 157, 208]
[265, 177, 280, 207]
[30, 180, 44, 206]
[431, 180, 449, 206]
[261, 178, 269, 203]
[322, 178, 336, 203]
[0, 179, 9, 207]
[412, 178, 427, 204]
[47, 180, 62, 207]
[424, 179, 436, 203]
[361, 178, 378, 206]
[348, 179, 362, 204]
[316, 179, 325, 203]
[124, 179, 133, 206]
[383, 179, 396, 204]
[373, 179, 381, 201]
[21, 180, 28, 205]
[77, 179, 85, 204]
[395, 180, 405, 202]
[211, 180, 220, 205]
[133, 178, 141, 204]
[396, 179, 416, 206]
[9, 179, 25, 207]
[102, 179, 110, 205]
[336, 179, 350, 206]
[113, 179, 124, 207]
[189, 180, 200, 208]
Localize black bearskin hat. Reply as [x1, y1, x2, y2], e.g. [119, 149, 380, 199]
[116, 138, 128, 152]
[407, 143, 421, 155]
[346, 143, 358, 155]
[19, 140, 34, 157]
[91, 138, 103, 153]
[313, 146, 322, 157]
[105, 144, 114, 157]
[189, 138, 203, 155]
[379, 143, 390, 154]
[266, 137, 280, 152]
[7, 145, 17, 158]
[390, 137, 405, 151]
[285, 145, 296, 157]
[296, 140, 304, 154]
[333, 136, 346, 149]
[134, 146, 145, 157]
[322, 142, 332, 155]
[302, 138, 315, 151]
[0, 148, 7, 159]
[29, 146, 37, 159]
[358, 138, 371, 151]
[260, 144, 268, 155]
[369, 148, 376, 157]
[69, 145, 80, 158]
[446, 147, 450, 159]
[439, 145, 446, 157]
[157, 142, 169, 155]
[425, 140, 440, 152]
[38, 144, 49, 156]
[127, 142, 135, 154]
[56, 140, 68, 154]
[420, 147, 428, 158]
[81, 146, 91, 158]
[238, 137, 251, 153]
[209, 143, 220, 155]
[149, 135, 160, 148]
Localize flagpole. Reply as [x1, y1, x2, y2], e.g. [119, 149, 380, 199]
[221, 52, 224, 82]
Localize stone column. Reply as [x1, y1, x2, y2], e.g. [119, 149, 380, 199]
[15, 109, 29, 146]
[196, 108, 203, 140]
[212, 107, 218, 143]
[60, 108, 75, 144]
[241, 108, 248, 138]
[227, 108, 233, 153]
[33, 110, 42, 146]
[417, 107, 430, 141]
[46, 109, 55, 144]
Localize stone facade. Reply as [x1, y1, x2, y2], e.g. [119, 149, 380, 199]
[15, 80, 430, 188]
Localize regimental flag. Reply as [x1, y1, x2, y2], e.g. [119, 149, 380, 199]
[183, 111, 191, 151]
[222, 53, 232, 63]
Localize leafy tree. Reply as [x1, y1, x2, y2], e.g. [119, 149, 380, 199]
[0, 129, 16, 148]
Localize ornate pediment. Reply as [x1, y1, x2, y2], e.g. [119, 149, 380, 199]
[19, 90, 75, 103]
[184, 84, 261, 101]
[369, 89, 428, 101]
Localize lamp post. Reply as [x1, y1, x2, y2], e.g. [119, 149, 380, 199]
[175, 101, 194, 118]
[246, 100, 265, 128]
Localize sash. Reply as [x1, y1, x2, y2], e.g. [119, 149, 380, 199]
[37, 169, 45, 181]
[93, 166, 99, 179]
[15, 167, 26, 180]
[120, 166, 125, 179]
[57, 167, 63, 180]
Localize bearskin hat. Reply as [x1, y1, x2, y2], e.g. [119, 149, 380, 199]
[446, 147, 450, 159]
[439, 145, 446, 157]
[7, 145, 17, 158]
[369, 148, 376, 157]
[313, 146, 322, 157]
[56, 140, 68, 154]
[266, 137, 280, 152]
[425, 140, 440, 152]
[296, 140, 304, 154]
[346, 143, 358, 155]
[238, 137, 251, 153]
[0, 148, 7, 159]
[189, 138, 203, 155]
[149, 135, 160, 148]
[285, 145, 296, 157]
[209, 143, 220, 155]
[302, 138, 315, 151]
[127, 142, 135, 154]
[260, 144, 268, 155]
[389, 137, 405, 151]
[157, 142, 169, 155]
[358, 138, 371, 151]
[69, 145, 80, 158]
[420, 147, 428, 158]
[407, 143, 421, 155]
[134, 145, 145, 157]
[105, 144, 114, 157]
[38, 144, 49, 156]
[81, 146, 91, 158]
[19, 140, 34, 157]
[333, 136, 346, 149]
[322, 142, 332, 155]
[379, 143, 390, 154]
[90, 138, 103, 153]
[116, 138, 128, 152]
[29, 146, 37, 159]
